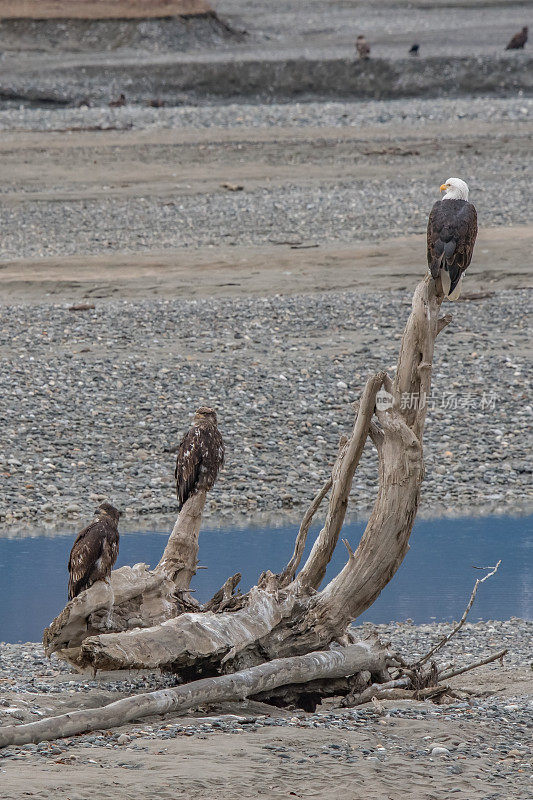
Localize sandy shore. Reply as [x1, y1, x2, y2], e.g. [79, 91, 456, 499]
[0, 226, 531, 304]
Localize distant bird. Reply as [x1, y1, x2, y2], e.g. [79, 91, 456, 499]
[109, 93, 126, 107]
[409, 43, 420, 56]
[356, 35, 370, 60]
[427, 178, 478, 300]
[68, 503, 120, 600]
[505, 26, 528, 50]
[175, 407, 225, 511]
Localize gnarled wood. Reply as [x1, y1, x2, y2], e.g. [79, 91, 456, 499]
[43, 563, 176, 656]
[156, 490, 206, 594]
[77, 585, 297, 672]
[74, 275, 447, 674]
[297, 372, 386, 590]
[278, 474, 333, 588]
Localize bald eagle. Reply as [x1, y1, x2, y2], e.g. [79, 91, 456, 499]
[68, 502, 120, 600]
[427, 177, 478, 300]
[175, 407, 225, 511]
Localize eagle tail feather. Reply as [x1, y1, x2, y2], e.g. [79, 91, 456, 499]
[448, 275, 463, 301]
[447, 263, 461, 295]
[440, 268, 451, 297]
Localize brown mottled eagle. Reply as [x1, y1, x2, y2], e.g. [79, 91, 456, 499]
[506, 26, 527, 50]
[175, 407, 224, 511]
[427, 177, 478, 300]
[68, 502, 120, 600]
[356, 35, 370, 59]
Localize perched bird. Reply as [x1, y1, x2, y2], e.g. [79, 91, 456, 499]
[175, 407, 225, 511]
[109, 93, 126, 107]
[427, 178, 478, 300]
[356, 35, 370, 59]
[506, 26, 528, 49]
[409, 43, 420, 56]
[68, 502, 120, 600]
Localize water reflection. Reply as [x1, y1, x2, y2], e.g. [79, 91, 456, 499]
[0, 515, 530, 643]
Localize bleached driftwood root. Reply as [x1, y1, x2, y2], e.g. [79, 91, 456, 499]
[335, 563, 507, 709]
[57, 275, 449, 675]
[0, 643, 393, 748]
[44, 274, 461, 690]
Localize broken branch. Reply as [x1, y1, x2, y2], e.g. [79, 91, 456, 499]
[416, 560, 502, 666]
[279, 475, 334, 587]
[439, 648, 508, 681]
[296, 371, 386, 589]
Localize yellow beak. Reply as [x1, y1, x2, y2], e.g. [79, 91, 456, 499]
[440, 184, 448, 192]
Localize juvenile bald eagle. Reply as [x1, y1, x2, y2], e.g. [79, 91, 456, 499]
[175, 407, 225, 511]
[68, 502, 120, 600]
[356, 35, 370, 59]
[506, 26, 527, 50]
[427, 177, 478, 300]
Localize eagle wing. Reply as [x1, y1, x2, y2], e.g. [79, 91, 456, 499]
[68, 520, 118, 600]
[427, 200, 477, 293]
[196, 425, 225, 493]
[175, 427, 202, 510]
[175, 424, 225, 510]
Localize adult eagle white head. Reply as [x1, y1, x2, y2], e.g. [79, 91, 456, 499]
[427, 177, 478, 300]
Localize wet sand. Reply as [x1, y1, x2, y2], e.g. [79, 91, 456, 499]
[1, 225, 531, 304]
[0, 116, 531, 302]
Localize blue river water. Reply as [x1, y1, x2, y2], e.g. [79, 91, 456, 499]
[0, 515, 530, 643]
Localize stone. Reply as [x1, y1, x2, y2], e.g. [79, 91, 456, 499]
[430, 747, 450, 756]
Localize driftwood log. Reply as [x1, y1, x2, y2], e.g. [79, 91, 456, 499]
[0, 643, 394, 748]
[44, 274, 449, 675]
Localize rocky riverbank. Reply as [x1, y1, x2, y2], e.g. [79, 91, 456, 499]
[0, 0, 531, 105]
[0, 288, 530, 530]
[0, 88, 531, 532]
[0, 619, 531, 799]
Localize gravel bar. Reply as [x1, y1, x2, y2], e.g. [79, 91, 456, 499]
[1, 97, 531, 260]
[0, 95, 530, 133]
[0, 289, 530, 529]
